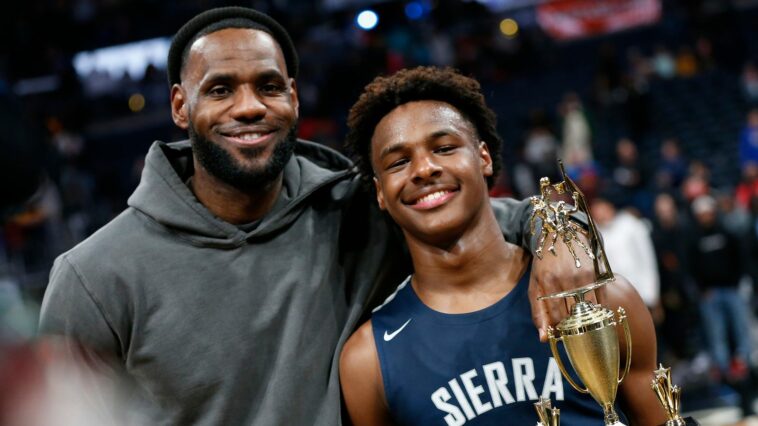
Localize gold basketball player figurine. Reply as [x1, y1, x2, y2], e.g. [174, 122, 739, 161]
[529, 177, 594, 268]
[534, 397, 561, 426]
[651, 364, 700, 425]
[532, 161, 632, 426]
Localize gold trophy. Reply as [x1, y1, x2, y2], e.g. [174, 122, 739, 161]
[651, 364, 700, 425]
[530, 162, 632, 426]
[534, 397, 560, 426]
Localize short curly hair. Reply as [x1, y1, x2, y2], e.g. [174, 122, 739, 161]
[345, 66, 502, 188]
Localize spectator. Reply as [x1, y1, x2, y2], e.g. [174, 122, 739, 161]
[739, 108, 758, 171]
[523, 119, 559, 182]
[686, 195, 752, 382]
[716, 189, 750, 235]
[652, 193, 700, 360]
[560, 92, 592, 166]
[626, 47, 652, 90]
[611, 137, 652, 216]
[617, 67, 652, 141]
[681, 160, 712, 203]
[559, 92, 597, 196]
[675, 46, 698, 78]
[742, 62, 758, 104]
[590, 194, 661, 315]
[736, 163, 758, 210]
[652, 45, 676, 79]
[746, 196, 758, 313]
[695, 36, 715, 71]
[655, 138, 688, 191]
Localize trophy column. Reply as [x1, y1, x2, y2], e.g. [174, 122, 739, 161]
[530, 162, 700, 426]
[530, 164, 630, 426]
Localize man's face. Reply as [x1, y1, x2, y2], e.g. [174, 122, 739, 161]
[589, 199, 615, 226]
[370, 100, 493, 245]
[171, 28, 299, 190]
[695, 210, 716, 227]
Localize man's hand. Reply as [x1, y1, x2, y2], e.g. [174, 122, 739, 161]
[528, 232, 599, 342]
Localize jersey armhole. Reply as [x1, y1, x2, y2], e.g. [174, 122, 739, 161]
[371, 318, 396, 414]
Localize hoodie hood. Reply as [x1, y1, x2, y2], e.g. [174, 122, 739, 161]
[128, 139, 356, 248]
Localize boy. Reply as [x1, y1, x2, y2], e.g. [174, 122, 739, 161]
[340, 67, 665, 425]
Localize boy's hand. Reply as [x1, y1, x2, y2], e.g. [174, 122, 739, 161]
[528, 234, 599, 342]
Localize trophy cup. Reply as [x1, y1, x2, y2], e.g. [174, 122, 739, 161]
[651, 364, 700, 425]
[534, 397, 560, 426]
[530, 162, 632, 426]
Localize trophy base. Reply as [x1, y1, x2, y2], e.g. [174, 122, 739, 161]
[657, 417, 700, 426]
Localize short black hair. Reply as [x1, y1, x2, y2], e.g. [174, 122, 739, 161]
[167, 6, 298, 86]
[345, 66, 502, 188]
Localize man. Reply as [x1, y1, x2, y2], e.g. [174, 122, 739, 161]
[340, 67, 665, 425]
[687, 195, 752, 380]
[589, 194, 660, 313]
[39, 7, 581, 425]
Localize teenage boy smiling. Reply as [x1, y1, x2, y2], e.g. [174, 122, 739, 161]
[340, 67, 665, 426]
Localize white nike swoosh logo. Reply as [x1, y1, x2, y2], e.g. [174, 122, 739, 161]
[383, 318, 412, 342]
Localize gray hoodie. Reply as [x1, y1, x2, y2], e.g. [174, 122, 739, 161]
[39, 139, 532, 425]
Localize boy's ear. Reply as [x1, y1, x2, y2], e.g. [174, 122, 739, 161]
[374, 177, 386, 211]
[170, 84, 189, 130]
[479, 141, 493, 177]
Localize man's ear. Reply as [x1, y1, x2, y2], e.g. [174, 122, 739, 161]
[289, 78, 300, 119]
[170, 84, 189, 130]
[479, 141, 493, 177]
[374, 176, 386, 211]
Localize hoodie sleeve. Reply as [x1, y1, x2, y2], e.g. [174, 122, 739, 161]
[490, 196, 592, 254]
[39, 255, 123, 360]
[490, 197, 535, 250]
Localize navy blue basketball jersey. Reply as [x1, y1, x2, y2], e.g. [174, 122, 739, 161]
[371, 272, 627, 425]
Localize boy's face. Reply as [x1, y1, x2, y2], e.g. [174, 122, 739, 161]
[370, 100, 493, 245]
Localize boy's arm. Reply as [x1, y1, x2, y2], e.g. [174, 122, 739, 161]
[340, 321, 395, 426]
[602, 275, 668, 426]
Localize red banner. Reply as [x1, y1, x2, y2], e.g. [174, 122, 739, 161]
[536, 0, 662, 41]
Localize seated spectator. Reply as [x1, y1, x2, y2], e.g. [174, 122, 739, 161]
[523, 123, 559, 182]
[736, 163, 758, 210]
[652, 45, 676, 79]
[715, 189, 750, 235]
[695, 36, 715, 71]
[611, 137, 652, 217]
[739, 108, 758, 170]
[746, 196, 758, 314]
[742, 62, 758, 104]
[559, 92, 593, 168]
[655, 138, 688, 191]
[681, 160, 712, 203]
[675, 46, 698, 78]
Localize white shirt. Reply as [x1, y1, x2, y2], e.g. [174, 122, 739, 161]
[598, 211, 660, 308]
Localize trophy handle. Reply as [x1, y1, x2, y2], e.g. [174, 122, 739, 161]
[547, 327, 589, 394]
[617, 308, 632, 384]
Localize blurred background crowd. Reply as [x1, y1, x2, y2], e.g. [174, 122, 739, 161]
[2, 0, 758, 424]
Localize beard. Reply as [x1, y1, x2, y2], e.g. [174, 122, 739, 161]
[189, 122, 298, 192]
